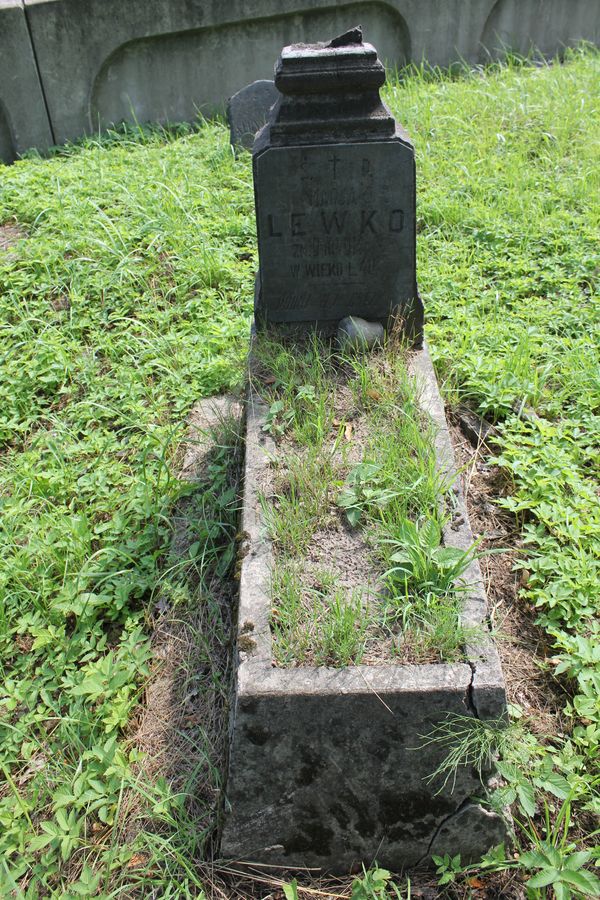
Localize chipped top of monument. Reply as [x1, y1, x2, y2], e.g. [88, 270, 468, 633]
[262, 24, 397, 145]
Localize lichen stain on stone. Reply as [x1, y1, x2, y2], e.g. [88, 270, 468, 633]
[243, 723, 270, 746]
[379, 790, 454, 839]
[331, 801, 350, 830]
[237, 634, 256, 652]
[297, 763, 318, 786]
[284, 806, 334, 856]
[240, 698, 258, 715]
[296, 745, 324, 786]
[352, 802, 377, 838]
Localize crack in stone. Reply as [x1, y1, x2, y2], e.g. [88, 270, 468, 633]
[465, 659, 480, 719]
[415, 797, 474, 868]
[413, 662, 483, 867]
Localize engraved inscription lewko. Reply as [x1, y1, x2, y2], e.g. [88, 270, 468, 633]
[255, 141, 416, 323]
[266, 209, 404, 238]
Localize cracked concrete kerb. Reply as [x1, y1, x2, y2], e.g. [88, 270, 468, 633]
[220, 344, 508, 873]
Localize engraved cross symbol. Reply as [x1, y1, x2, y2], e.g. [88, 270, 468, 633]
[329, 153, 341, 179]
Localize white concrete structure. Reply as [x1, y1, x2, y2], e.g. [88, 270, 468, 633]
[1, 0, 599, 162]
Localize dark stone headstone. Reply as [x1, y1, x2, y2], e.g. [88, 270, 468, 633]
[227, 80, 279, 152]
[252, 26, 423, 345]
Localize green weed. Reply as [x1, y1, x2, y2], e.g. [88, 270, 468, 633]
[375, 517, 483, 659]
[385, 42, 600, 882]
[430, 798, 600, 900]
[421, 712, 512, 792]
[350, 865, 407, 898]
[258, 328, 467, 666]
[337, 461, 400, 527]
[254, 333, 338, 446]
[380, 517, 475, 611]
[262, 448, 339, 555]
[313, 589, 369, 667]
[0, 120, 249, 892]
[517, 796, 600, 899]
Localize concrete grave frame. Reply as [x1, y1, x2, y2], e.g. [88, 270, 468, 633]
[220, 342, 507, 872]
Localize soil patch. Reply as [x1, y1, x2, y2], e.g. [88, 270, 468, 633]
[448, 416, 566, 737]
[0, 222, 26, 257]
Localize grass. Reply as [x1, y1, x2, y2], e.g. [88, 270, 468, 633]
[392, 43, 599, 831]
[271, 563, 369, 667]
[0, 46, 597, 896]
[420, 713, 515, 792]
[0, 124, 251, 894]
[262, 447, 339, 556]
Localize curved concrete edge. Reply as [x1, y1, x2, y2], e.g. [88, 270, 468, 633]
[24, 0, 416, 147]
[220, 337, 507, 871]
[0, 0, 53, 163]
[0, 0, 596, 160]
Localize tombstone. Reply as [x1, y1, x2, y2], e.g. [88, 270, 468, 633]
[227, 80, 279, 152]
[252, 26, 423, 346]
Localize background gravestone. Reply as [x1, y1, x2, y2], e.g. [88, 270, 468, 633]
[227, 80, 279, 152]
[252, 26, 423, 346]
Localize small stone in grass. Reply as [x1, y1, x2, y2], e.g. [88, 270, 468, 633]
[337, 316, 384, 351]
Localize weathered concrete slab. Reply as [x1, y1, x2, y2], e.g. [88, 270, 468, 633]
[5, 0, 596, 158]
[220, 343, 507, 872]
[178, 394, 242, 482]
[169, 393, 243, 579]
[254, 140, 418, 329]
[480, 0, 600, 62]
[24, 0, 412, 147]
[0, 0, 53, 163]
[227, 80, 279, 152]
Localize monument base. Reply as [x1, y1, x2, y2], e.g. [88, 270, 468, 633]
[253, 276, 424, 348]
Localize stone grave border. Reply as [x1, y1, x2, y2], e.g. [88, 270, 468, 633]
[220, 341, 506, 871]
